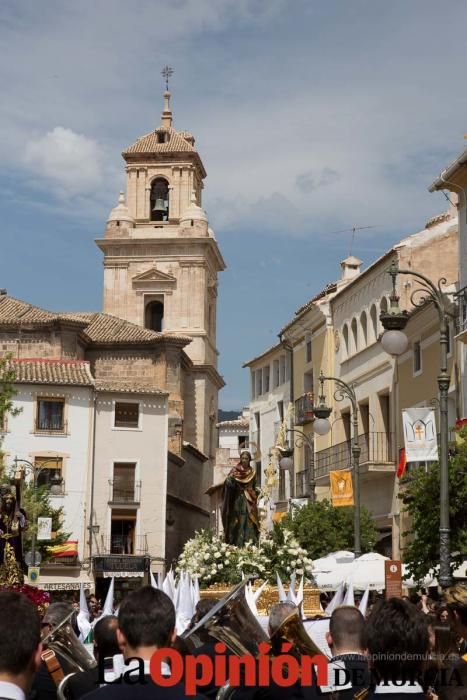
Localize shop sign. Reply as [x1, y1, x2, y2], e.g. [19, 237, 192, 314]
[93, 556, 149, 573]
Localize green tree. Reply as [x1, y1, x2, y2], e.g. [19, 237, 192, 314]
[280, 499, 378, 559]
[19, 484, 71, 563]
[401, 428, 467, 583]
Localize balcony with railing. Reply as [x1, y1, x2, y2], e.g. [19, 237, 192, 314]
[315, 432, 395, 479]
[97, 534, 148, 555]
[294, 394, 314, 425]
[108, 479, 141, 504]
[455, 285, 467, 342]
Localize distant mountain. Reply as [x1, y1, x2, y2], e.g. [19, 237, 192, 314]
[218, 409, 241, 422]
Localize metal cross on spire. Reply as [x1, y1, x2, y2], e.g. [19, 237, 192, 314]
[161, 65, 174, 91]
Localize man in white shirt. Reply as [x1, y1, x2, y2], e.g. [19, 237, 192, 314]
[0, 591, 42, 700]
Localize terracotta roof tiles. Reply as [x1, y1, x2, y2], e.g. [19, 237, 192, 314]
[8, 359, 94, 386]
[123, 127, 196, 155]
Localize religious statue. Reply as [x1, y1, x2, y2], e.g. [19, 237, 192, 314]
[0, 484, 26, 585]
[221, 450, 260, 547]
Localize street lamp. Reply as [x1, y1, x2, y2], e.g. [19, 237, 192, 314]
[313, 372, 362, 558]
[13, 457, 62, 569]
[379, 259, 454, 588]
[277, 428, 316, 501]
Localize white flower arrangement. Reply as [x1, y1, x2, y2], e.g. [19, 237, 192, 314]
[176, 528, 316, 588]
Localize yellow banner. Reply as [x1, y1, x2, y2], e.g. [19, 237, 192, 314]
[330, 470, 354, 507]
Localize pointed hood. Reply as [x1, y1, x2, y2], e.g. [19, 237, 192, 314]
[358, 587, 370, 617]
[326, 582, 345, 615]
[276, 572, 287, 602]
[101, 577, 115, 618]
[343, 582, 355, 607]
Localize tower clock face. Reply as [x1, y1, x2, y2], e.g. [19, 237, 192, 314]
[334, 329, 340, 352]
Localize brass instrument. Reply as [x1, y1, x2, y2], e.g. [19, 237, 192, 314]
[270, 608, 323, 660]
[57, 673, 77, 700]
[42, 610, 97, 674]
[183, 579, 268, 656]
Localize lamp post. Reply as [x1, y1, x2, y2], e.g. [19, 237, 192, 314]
[13, 457, 62, 569]
[277, 428, 316, 502]
[379, 259, 454, 588]
[312, 372, 362, 558]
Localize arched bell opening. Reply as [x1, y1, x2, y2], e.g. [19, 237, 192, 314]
[150, 178, 169, 222]
[145, 300, 164, 332]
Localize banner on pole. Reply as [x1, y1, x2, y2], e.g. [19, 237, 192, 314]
[402, 407, 438, 463]
[330, 470, 354, 507]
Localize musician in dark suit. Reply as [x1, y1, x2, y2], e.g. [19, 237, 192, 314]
[0, 591, 42, 700]
[82, 586, 205, 700]
[363, 598, 429, 699]
[323, 605, 370, 699]
[67, 616, 120, 699]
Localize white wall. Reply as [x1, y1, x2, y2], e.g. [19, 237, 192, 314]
[91, 391, 169, 564]
[2, 384, 93, 560]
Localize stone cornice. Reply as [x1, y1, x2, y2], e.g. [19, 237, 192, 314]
[189, 362, 225, 389]
[95, 237, 226, 272]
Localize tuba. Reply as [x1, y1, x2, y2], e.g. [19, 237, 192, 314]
[42, 610, 97, 673]
[269, 608, 323, 660]
[183, 579, 268, 657]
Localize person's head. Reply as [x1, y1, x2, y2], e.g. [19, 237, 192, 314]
[444, 583, 467, 638]
[93, 616, 120, 659]
[0, 486, 16, 515]
[326, 605, 365, 655]
[363, 597, 429, 683]
[437, 606, 449, 623]
[117, 586, 175, 659]
[0, 592, 42, 692]
[41, 602, 75, 640]
[188, 597, 219, 642]
[238, 451, 252, 470]
[268, 601, 298, 637]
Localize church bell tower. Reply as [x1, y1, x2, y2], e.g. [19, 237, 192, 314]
[96, 88, 225, 460]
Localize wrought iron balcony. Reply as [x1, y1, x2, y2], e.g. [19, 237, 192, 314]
[294, 394, 314, 425]
[315, 432, 395, 479]
[108, 480, 141, 504]
[34, 418, 67, 434]
[97, 534, 148, 555]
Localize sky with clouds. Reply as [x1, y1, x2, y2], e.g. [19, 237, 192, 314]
[1, 0, 466, 409]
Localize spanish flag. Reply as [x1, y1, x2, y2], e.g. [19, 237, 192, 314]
[397, 448, 407, 479]
[47, 540, 78, 558]
[330, 470, 354, 507]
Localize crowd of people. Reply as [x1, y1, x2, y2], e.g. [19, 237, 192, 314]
[0, 581, 465, 700]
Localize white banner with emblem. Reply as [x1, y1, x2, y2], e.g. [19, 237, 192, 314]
[402, 407, 438, 463]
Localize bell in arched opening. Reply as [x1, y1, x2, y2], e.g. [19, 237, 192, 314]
[150, 178, 169, 221]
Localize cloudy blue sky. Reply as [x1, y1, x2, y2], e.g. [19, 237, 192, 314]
[1, 0, 465, 409]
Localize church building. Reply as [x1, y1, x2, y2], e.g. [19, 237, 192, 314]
[0, 88, 225, 593]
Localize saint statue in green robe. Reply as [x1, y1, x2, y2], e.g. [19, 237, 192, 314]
[221, 450, 260, 547]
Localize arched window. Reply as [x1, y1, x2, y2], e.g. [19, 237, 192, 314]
[360, 311, 368, 347]
[370, 304, 378, 342]
[351, 317, 358, 354]
[150, 178, 169, 221]
[342, 324, 349, 358]
[145, 300, 164, 331]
